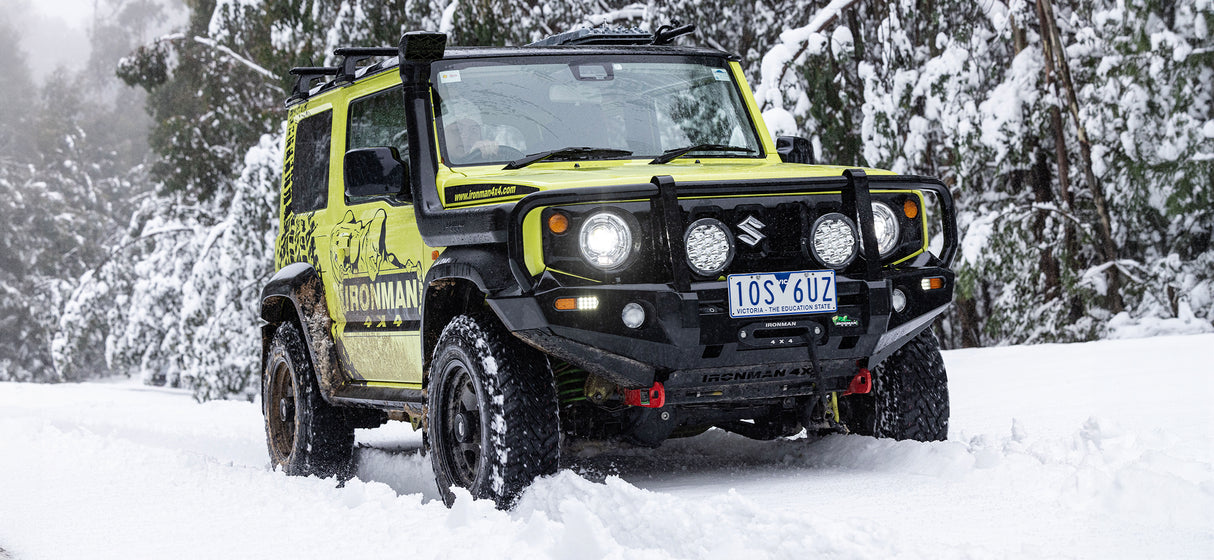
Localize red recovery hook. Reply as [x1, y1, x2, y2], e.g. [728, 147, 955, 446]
[843, 368, 872, 396]
[624, 382, 666, 408]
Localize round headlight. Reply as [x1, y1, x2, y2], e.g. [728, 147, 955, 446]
[579, 212, 633, 271]
[684, 218, 735, 277]
[809, 213, 859, 269]
[871, 202, 900, 257]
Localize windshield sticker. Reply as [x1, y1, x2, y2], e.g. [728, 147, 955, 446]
[712, 68, 730, 81]
[439, 70, 461, 83]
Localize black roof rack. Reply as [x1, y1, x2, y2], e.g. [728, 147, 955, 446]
[286, 48, 398, 104]
[527, 23, 695, 47]
[286, 24, 700, 105]
[288, 66, 339, 100]
[527, 26, 654, 47]
[332, 47, 397, 83]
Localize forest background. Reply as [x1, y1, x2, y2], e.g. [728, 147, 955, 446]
[0, 0, 1210, 400]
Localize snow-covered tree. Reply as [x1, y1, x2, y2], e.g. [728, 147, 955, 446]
[31, 0, 1214, 397]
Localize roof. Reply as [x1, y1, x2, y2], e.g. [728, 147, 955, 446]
[286, 42, 738, 107]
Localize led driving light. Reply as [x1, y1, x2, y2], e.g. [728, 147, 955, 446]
[554, 296, 600, 311]
[621, 302, 646, 328]
[579, 212, 633, 271]
[684, 218, 735, 277]
[871, 202, 900, 256]
[809, 213, 859, 268]
[891, 288, 907, 313]
[921, 277, 945, 291]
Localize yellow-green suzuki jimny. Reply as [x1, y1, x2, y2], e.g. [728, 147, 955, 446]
[260, 26, 958, 508]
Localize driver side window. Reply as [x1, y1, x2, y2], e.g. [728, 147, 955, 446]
[346, 86, 409, 204]
[348, 85, 408, 154]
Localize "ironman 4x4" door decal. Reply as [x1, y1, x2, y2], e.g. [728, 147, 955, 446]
[330, 209, 422, 329]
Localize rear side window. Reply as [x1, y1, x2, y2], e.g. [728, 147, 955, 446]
[290, 110, 332, 214]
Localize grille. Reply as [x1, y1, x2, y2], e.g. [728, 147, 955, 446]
[683, 196, 849, 277]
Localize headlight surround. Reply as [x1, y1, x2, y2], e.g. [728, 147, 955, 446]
[871, 201, 901, 257]
[809, 212, 859, 269]
[579, 211, 633, 271]
[684, 218, 735, 277]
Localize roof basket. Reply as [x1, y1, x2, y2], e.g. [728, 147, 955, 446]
[527, 23, 695, 47]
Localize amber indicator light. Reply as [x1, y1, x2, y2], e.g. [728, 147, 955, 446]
[554, 297, 577, 310]
[548, 212, 570, 235]
[903, 199, 919, 219]
[921, 277, 945, 290]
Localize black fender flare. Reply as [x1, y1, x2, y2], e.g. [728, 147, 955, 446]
[419, 245, 522, 374]
[423, 244, 518, 298]
[260, 262, 344, 401]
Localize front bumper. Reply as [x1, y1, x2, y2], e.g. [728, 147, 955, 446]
[490, 262, 953, 405]
[496, 170, 958, 405]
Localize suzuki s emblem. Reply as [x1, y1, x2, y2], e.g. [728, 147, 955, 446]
[736, 215, 766, 246]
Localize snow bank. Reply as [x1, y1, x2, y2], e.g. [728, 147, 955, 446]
[1, 334, 1211, 559]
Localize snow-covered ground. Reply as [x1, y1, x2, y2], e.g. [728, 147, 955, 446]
[1, 334, 1211, 559]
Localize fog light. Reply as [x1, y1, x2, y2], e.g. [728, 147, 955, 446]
[621, 302, 645, 328]
[891, 288, 907, 312]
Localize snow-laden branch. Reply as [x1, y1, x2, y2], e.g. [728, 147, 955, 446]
[159, 33, 284, 93]
[1029, 202, 1087, 228]
[439, 1, 459, 34]
[753, 0, 859, 118]
[1084, 259, 1147, 285]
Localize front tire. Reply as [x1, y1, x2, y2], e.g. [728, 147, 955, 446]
[426, 315, 559, 509]
[263, 321, 355, 478]
[839, 327, 950, 441]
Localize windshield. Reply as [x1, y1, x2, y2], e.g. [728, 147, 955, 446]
[432, 55, 764, 166]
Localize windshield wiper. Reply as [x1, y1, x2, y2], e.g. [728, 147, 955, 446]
[649, 144, 755, 164]
[504, 147, 633, 170]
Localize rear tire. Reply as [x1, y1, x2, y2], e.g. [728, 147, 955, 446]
[426, 315, 559, 509]
[263, 321, 355, 478]
[839, 327, 949, 441]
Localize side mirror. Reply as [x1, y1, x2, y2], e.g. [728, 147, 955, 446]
[344, 147, 408, 200]
[775, 136, 814, 164]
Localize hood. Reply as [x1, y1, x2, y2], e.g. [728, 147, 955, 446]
[436, 158, 895, 207]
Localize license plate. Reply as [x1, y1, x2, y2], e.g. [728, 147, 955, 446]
[727, 270, 837, 318]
